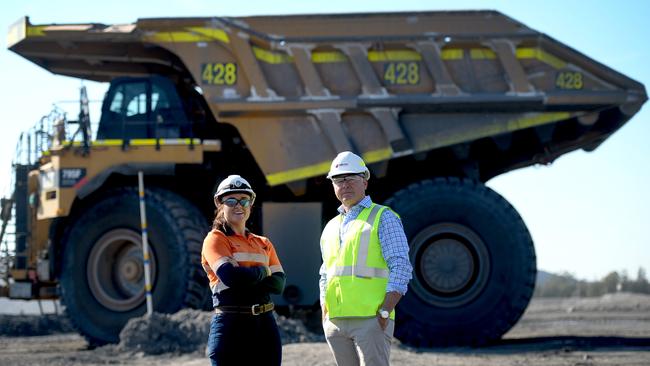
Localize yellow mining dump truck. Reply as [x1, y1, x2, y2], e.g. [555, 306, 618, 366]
[1, 11, 646, 346]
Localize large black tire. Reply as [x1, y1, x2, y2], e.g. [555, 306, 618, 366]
[385, 177, 536, 346]
[60, 187, 209, 345]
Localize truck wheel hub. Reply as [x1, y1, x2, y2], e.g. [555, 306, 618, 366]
[117, 248, 144, 283]
[87, 229, 156, 312]
[410, 223, 490, 308]
[421, 238, 473, 292]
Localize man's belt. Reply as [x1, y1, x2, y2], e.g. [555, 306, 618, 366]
[214, 303, 274, 315]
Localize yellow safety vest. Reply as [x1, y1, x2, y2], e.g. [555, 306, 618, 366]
[321, 203, 395, 320]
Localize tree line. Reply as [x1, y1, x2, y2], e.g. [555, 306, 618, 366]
[534, 267, 650, 297]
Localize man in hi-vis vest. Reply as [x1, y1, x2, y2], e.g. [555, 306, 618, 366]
[319, 151, 413, 366]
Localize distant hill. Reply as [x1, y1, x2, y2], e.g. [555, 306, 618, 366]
[534, 267, 649, 297]
[533, 270, 582, 297]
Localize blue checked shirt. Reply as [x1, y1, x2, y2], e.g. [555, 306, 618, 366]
[319, 196, 413, 306]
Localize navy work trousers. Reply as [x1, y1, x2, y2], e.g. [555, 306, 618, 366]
[207, 311, 281, 366]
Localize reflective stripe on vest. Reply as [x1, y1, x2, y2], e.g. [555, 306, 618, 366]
[322, 203, 394, 319]
[213, 281, 229, 294]
[233, 252, 269, 265]
[328, 265, 388, 278]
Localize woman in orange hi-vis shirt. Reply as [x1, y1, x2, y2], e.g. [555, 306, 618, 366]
[201, 175, 286, 366]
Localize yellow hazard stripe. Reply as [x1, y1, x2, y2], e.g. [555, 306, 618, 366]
[506, 112, 571, 130]
[187, 27, 229, 43]
[471, 112, 573, 145]
[252, 49, 424, 65]
[145, 32, 209, 43]
[64, 139, 122, 146]
[417, 112, 573, 152]
[312, 51, 347, 63]
[129, 138, 200, 146]
[516, 47, 567, 69]
[368, 50, 422, 62]
[252, 46, 293, 64]
[248, 46, 564, 66]
[441, 48, 497, 60]
[26, 25, 46, 37]
[470, 48, 497, 60]
[441, 49, 464, 60]
[61, 138, 201, 146]
[144, 27, 229, 44]
[362, 148, 392, 164]
[440, 47, 567, 69]
[46, 138, 207, 155]
[266, 160, 330, 186]
[265, 147, 393, 186]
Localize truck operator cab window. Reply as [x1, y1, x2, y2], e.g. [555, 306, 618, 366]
[96, 77, 190, 140]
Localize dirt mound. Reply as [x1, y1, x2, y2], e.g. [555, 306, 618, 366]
[116, 309, 210, 355]
[116, 309, 325, 355]
[276, 314, 326, 344]
[0, 314, 74, 336]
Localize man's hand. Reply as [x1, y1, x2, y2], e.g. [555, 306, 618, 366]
[377, 314, 388, 330]
[376, 291, 402, 331]
[321, 306, 328, 323]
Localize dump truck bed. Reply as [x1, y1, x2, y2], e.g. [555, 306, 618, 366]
[8, 11, 646, 185]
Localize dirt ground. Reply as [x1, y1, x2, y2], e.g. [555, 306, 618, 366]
[1, 292, 649, 365]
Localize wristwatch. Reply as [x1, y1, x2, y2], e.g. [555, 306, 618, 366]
[378, 309, 390, 319]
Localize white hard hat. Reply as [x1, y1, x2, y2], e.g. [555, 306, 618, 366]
[214, 175, 256, 205]
[326, 151, 370, 180]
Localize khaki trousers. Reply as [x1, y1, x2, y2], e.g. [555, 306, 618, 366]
[323, 316, 394, 366]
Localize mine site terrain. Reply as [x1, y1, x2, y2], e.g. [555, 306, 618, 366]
[0, 292, 649, 365]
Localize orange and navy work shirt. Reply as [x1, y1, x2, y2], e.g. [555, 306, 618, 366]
[201, 226, 284, 297]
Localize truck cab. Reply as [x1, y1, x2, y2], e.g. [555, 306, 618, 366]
[97, 76, 216, 141]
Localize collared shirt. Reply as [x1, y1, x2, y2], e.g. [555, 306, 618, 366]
[319, 196, 412, 305]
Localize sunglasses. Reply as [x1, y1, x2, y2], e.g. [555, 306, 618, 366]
[222, 197, 252, 208]
[331, 174, 364, 185]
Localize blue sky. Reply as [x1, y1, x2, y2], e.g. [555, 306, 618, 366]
[1, 0, 648, 281]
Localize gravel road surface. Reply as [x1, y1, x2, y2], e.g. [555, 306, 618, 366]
[1, 293, 648, 365]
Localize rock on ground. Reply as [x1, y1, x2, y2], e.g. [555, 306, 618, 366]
[115, 308, 325, 355]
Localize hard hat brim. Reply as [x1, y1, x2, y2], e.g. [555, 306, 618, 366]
[215, 190, 254, 201]
[326, 170, 370, 180]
